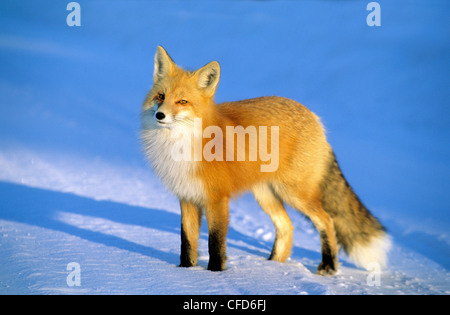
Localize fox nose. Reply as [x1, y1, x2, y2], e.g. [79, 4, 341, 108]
[155, 112, 165, 121]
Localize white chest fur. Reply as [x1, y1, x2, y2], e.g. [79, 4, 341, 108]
[141, 119, 205, 205]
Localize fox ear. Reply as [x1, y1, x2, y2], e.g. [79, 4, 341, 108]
[196, 61, 220, 96]
[154, 46, 175, 81]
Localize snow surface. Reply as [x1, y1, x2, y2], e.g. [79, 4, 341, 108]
[0, 0, 449, 295]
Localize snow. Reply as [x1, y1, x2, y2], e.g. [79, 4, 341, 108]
[0, 0, 449, 295]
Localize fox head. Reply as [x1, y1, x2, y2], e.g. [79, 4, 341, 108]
[142, 46, 220, 128]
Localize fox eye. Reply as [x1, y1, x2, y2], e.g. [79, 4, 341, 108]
[155, 93, 165, 102]
[178, 99, 188, 105]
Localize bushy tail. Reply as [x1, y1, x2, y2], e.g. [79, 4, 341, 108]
[320, 152, 391, 270]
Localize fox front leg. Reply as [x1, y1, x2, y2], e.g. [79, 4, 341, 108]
[205, 197, 229, 271]
[179, 200, 202, 267]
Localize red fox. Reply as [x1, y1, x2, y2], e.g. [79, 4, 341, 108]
[141, 46, 391, 275]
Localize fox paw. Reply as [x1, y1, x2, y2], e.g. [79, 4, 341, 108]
[179, 258, 197, 268]
[317, 261, 338, 276]
[207, 259, 226, 272]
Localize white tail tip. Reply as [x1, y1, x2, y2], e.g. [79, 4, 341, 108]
[349, 233, 392, 270]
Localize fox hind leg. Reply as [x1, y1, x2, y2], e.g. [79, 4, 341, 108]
[293, 197, 338, 276]
[274, 182, 339, 276]
[252, 183, 293, 263]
